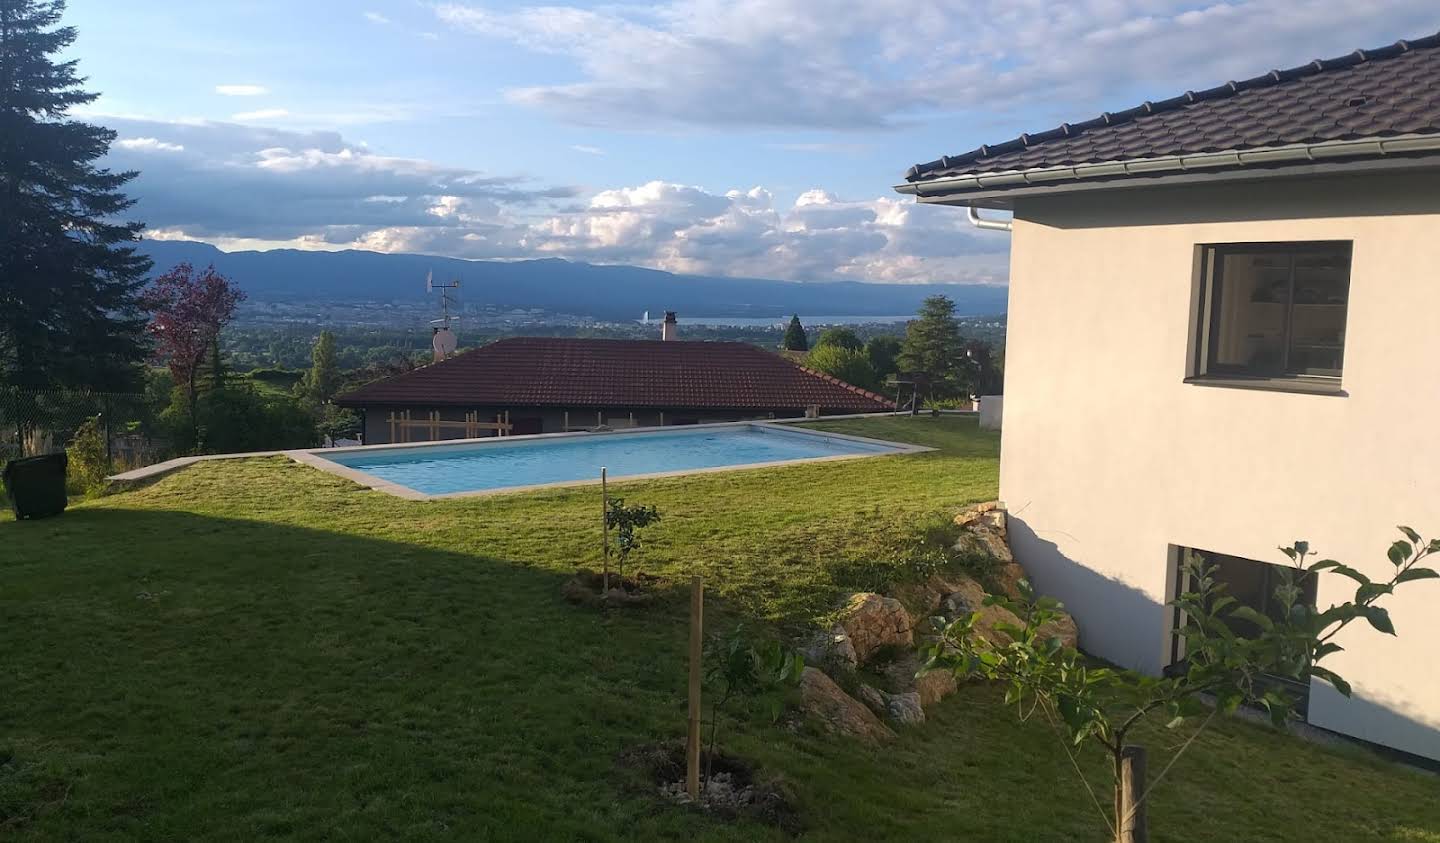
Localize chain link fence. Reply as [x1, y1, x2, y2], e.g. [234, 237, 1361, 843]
[0, 388, 168, 481]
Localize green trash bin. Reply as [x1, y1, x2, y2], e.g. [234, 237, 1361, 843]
[3, 453, 68, 520]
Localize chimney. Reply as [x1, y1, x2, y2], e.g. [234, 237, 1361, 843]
[661, 311, 678, 341]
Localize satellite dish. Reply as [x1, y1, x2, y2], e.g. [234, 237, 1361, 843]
[432, 326, 457, 358]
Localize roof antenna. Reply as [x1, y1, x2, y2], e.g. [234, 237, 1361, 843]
[427, 270, 461, 361]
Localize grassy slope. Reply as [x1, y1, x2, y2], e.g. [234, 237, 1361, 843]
[1, 417, 1436, 841]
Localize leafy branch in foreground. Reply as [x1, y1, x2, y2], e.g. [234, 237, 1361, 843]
[702, 624, 803, 787]
[922, 527, 1439, 843]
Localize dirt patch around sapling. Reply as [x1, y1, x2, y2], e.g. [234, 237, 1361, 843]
[560, 568, 665, 608]
[619, 742, 802, 834]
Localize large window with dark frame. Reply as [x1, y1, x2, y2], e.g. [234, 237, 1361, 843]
[1194, 242, 1352, 384]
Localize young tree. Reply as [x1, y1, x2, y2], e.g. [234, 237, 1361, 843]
[899, 296, 965, 399]
[141, 263, 244, 447]
[814, 326, 863, 352]
[604, 497, 660, 583]
[924, 529, 1440, 843]
[864, 335, 902, 383]
[702, 624, 804, 785]
[781, 315, 808, 352]
[806, 344, 878, 391]
[297, 330, 341, 405]
[0, 0, 151, 390]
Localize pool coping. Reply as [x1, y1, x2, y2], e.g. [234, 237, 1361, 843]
[290, 419, 935, 501]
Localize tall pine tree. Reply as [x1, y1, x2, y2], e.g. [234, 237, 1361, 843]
[781, 314, 808, 351]
[297, 330, 341, 406]
[898, 295, 965, 399]
[0, 0, 150, 390]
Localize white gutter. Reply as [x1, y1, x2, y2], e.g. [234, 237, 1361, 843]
[893, 133, 1440, 198]
[967, 206, 1013, 232]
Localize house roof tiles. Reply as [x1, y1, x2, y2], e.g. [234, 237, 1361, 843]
[905, 32, 1440, 183]
[336, 337, 894, 413]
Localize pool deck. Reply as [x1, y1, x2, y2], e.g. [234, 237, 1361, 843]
[106, 413, 937, 498]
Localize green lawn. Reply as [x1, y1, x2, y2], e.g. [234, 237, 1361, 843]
[2, 416, 1436, 841]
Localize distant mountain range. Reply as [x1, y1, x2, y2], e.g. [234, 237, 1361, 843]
[136, 240, 1007, 320]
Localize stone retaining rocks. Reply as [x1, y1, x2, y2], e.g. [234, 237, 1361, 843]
[798, 667, 896, 743]
[796, 500, 1081, 739]
[837, 593, 912, 664]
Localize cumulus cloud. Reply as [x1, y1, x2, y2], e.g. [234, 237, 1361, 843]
[103, 119, 577, 243]
[114, 137, 185, 153]
[215, 84, 268, 97]
[435, 0, 1438, 129]
[102, 119, 1005, 283]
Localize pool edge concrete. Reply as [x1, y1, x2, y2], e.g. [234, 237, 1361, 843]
[292, 418, 935, 501]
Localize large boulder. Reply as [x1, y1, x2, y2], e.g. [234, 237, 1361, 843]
[938, 573, 1079, 650]
[954, 501, 1006, 535]
[798, 668, 896, 743]
[1039, 611, 1080, 650]
[989, 560, 1029, 602]
[913, 669, 959, 708]
[883, 691, 925, 725]
[879, 651, 959, 709]
[837, 593, 913, 664]
[953, 502, 1028, 600]
[855, 683, 925, 726]
[938, 574, 1023, 646]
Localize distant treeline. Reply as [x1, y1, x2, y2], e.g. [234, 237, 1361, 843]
[223, 318, 1006, 372]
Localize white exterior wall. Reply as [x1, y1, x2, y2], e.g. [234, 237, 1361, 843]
[997, 171, 1440, 759]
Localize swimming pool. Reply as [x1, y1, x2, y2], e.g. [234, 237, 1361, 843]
[299, 422, 926, 499]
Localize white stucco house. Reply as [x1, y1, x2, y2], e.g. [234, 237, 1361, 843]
[897, 34, 1440, 761]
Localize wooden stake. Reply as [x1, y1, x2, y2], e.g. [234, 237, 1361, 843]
[686, 575, 704, 801]
[600, 467, 610, 593]
[1117, 745, 1148, 843]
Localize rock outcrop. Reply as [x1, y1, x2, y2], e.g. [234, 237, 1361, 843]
[836, 593, 912, 664]
[796, 500, 1081, 738]
[954, 502, 1027, 600]
[798, 668, 896, 743]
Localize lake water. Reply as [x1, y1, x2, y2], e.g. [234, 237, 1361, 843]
[640, 315, 912, 327]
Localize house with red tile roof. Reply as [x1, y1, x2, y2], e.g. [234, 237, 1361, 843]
[337, 333, 893, 443]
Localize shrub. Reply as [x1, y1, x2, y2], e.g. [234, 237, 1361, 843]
[813, 326, 863, 351]
[806, 345, 877, 392]
[161, 384, 317, 455]
[65, 416, 109, 496]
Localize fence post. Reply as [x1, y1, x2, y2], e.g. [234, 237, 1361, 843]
[686, 575, 704, 800]
[103, 394, 114, 474]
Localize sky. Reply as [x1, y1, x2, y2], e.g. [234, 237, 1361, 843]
[65, 0, 1440, 285]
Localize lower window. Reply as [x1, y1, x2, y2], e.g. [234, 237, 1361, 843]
[1168, 547, 1319, 711]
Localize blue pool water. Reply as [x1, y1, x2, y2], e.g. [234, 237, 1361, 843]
[323, 424, 906, 496]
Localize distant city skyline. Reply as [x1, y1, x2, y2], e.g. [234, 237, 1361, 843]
[67, 0, 1439, 284]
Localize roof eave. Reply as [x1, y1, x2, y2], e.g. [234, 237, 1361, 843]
[894, 135, 1440, 207]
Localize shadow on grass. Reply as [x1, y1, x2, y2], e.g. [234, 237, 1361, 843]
[0, 508, 766, 841]
[4, 505, 1440, 842]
